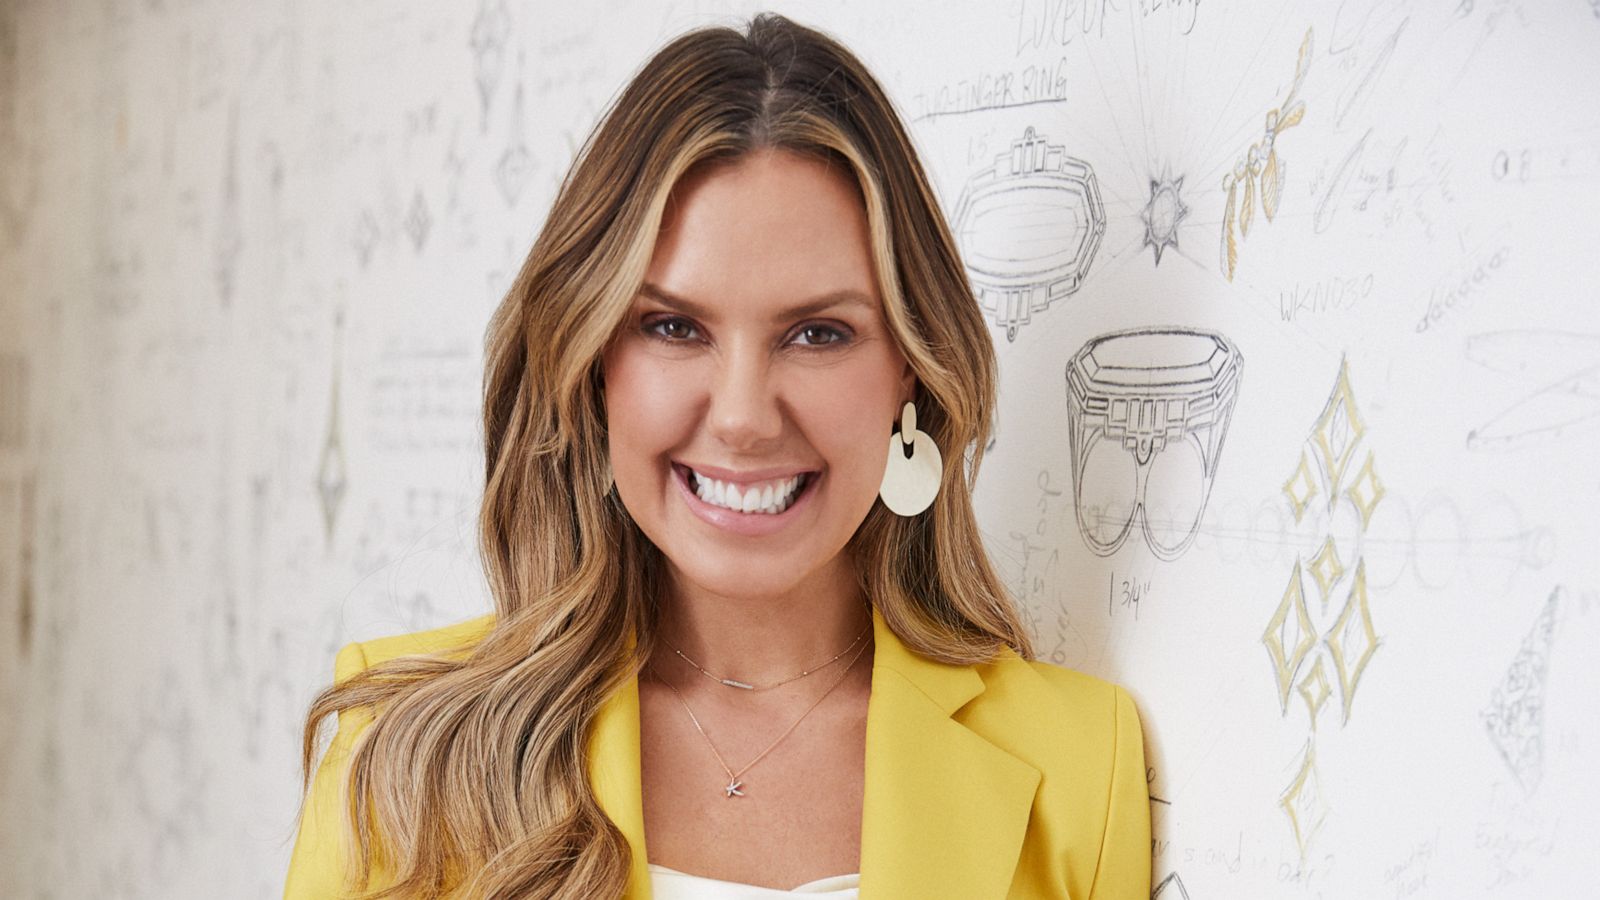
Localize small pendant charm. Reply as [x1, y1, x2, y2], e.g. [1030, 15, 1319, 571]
[720, 678, 755, 690]
[724, 779, 745, 798]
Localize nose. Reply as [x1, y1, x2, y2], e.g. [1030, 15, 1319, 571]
[704, 343, 784, 450]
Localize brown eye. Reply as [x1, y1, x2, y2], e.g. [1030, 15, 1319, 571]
[794, 324, 850, 347]
[645, 316, 698, 342]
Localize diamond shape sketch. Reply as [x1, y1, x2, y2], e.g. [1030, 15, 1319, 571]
[1311, 357, 1366, 500]
[1297, 656, 1332, 730]
[1267, 354, 1383, 858]
[1482, 588, 1560, 795]
[1280, 740, 1329, 859]
[1283, 449, 1319, 524]
[1264, 561, 1316, 713]
[1326, 561, 1378, 723]
[1344, 450, 1385, 530]
[1307, 535, 1346, 607]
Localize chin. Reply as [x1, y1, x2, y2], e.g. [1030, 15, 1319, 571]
[662, 556, 810, 602]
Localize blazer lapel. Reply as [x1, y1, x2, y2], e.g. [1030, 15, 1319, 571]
[586, 606, 1042, 899]
[858, 606, 1042, 899]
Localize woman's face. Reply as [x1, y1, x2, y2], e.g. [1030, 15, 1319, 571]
[600, 147, 914, 603]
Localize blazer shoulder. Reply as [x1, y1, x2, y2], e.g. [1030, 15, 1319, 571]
[1021, 656, 1129, 718]
[284, 613, 498, 899]
[978, 646, 1129, 726]
[971, 651, 1145, 786]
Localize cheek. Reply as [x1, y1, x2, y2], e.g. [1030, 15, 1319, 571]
[604, 357, 685, 462]
[809, 376, 896, 478]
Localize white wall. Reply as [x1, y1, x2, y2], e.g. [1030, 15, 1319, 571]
[1, 0, 1596, 896]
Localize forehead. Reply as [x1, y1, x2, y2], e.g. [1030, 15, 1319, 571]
[642, 148, 880, 314]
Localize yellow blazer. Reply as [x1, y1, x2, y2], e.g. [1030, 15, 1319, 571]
[285, 605, 1151, 899]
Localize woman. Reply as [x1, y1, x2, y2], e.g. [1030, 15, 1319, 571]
[285, 13, 1150, 900]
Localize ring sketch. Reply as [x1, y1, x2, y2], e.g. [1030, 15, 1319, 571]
[952, 126, 1104, 342]
[1064, 327, 1242, 561]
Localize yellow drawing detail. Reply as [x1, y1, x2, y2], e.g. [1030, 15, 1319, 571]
[1326, 561, 1379, 724]
[1312, 358, 1366, 499]
[1264, 561, 1316, 712]
[1344, 451, 1386, 530]
[1308, 535, 1346, 607]
[1266, 358, 1384, 857]
[1220, 27, 1311, 282]
[1297, 657, 1332, 730]
[1283, 449, 1319, 524]
[1280, 740, 1328, 860]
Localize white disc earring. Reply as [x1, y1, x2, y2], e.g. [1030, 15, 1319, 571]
[880, 401, 942, 516]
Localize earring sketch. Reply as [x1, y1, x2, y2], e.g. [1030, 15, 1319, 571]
[880, 401, 941, 516]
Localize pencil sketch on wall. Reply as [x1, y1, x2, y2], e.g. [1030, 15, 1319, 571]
[470, 0, 513, 131]
[1464, 330, 1600, 451]
[1264, 356, 1387, 859]
[495, 73, 535, 209]
[1220, 27, 1311, 282]
[1281, 739, 1330, 861]
[1268, 359, 1385, 725]
[952, 126, 1104, 341]
[1482, 587, 1560, 796]
[315, 307, 350, 549]
[1141, 169, 1189, 267]
[1152, 871, 1191, 900]
[1064, 327, 1242, 561]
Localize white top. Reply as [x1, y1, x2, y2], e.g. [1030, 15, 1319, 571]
[648, 863, 861, 898]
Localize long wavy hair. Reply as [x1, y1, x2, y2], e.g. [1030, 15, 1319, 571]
[295, 12, 1035, 899]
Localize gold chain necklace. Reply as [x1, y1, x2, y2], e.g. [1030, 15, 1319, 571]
[659, 606, 872, 691]
[648, 636, 871, 798]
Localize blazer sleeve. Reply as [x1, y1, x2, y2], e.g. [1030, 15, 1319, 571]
[283, 640, 374, 900]
[1087, 685, 1152, 900]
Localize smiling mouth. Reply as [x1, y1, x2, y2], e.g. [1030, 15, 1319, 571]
[675, 464, 819, 515]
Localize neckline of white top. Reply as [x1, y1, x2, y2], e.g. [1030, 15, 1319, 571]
[647, 862, 861, 894]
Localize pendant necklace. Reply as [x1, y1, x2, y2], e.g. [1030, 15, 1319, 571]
[648, 634, 871, 798]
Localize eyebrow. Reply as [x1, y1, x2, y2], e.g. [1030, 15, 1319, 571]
[637, 282, 875, 322]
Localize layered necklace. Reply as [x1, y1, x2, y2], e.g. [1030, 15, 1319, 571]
[647, 607, 873, 798]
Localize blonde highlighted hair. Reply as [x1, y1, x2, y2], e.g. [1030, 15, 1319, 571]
[295, 12, 1034, 899]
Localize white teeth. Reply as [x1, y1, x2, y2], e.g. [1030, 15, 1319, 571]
[689, 468, 807, 514]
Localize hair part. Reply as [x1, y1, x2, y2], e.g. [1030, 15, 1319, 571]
[294, 12, 1033, 899]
